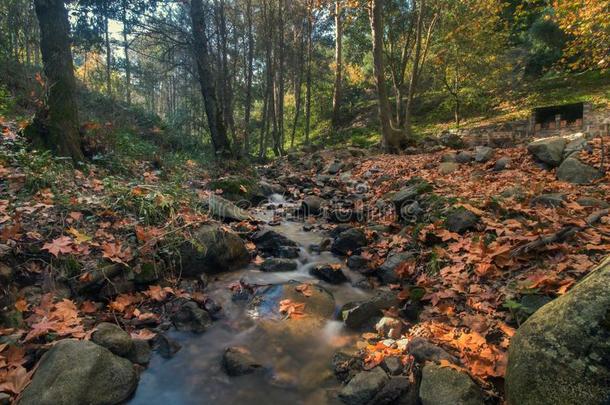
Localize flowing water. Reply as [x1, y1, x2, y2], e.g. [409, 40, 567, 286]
[130, 199, 371, 405]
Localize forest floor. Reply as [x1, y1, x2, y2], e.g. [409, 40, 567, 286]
[1, 111, 610, 402]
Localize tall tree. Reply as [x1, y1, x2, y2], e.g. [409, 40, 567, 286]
[29, 0, 84, 161]
[189, 0, 232, 157]
[331, 0, 343, 127]
[369, 0, 405, 152]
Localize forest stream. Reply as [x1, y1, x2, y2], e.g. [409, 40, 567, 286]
[130, 196, 371, 404]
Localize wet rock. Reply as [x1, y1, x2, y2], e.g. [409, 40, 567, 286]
[250, 282, 336, 320]
[455, 151, 474, 164]
[332, 228, 367, 255]
[178, 225, 250, 276]
[341, 291, 399, 329]
[153, 333, 181, 358]
[332, 351, 364, 383]
[339, 367, 389, 405]
[506, 257, 610, 405]
[527, 137, 567, 167]
[474, 146, 494, 163]
[19, 339, 137, 405]
[407, 337, 458, 364]
[302, 195, 325, 215]
[419, 363, 484, 405]
[376, 317, 402, 339]
[252, 229, 297, 256]
[438, 162, 459, 175]
[206, 194, 252, 221]
[531, 193, 566, 207]
[377, 251, 414, 284]
[382, 357, 403, 376]
[370, 376, 410, 404]
[127, 339, 152, 365]
[260, 258, 297, 272]
[92, 322, 134, 357]
[445, 208, 480, 234]
[259, 180, 285, 196]
[347, 255, 369, 271]
[310, 264, 348, 284]
[171, 299, 211, 333]
[556, 158, 602, 184]
[222, 346, 263, 376]
[330, 224, 354, 238]
[493, 156, 511, 171]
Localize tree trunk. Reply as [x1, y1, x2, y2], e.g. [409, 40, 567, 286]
[104, 12, 112, 98]
[331, 0, 342, 127]
[31, 0, 83, 161]
[243, 0, 254, 156]
[290, 24, 305, 149]
[189, 0, 232, 157]
[304, 0, 313, 144]
[122, 0, 131, 105]
[369, 0, 404, 152]
[276, 0, 286, 155]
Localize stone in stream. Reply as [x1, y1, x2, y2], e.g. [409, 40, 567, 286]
[445, 207, 480, 234]
[419, 363, 484, 405]
[153, 333, 182, 358]
[19, 339, 138, 405]
[178, 225, 250, 276]
[505, 256, 610, 405]
[556, 157, 602, 184]
[91, 322, 134, 357]
[171, 299, 212, 333]
[338, 367, 389, 405]
[206, 193, 252, 221]
[527, 136, 567, 167]
[370, 376, 411, 404]
[382, 357, 403, 376]
[341, 291, 399, 329]
[127, 339, 152, 365]
[260, 258, 298, 272]
[347, 255, 369, 271]
[252, 229, 298, 256]
[332, 351, 364, 383]
[302, 195, 325, 215]
[332, 228, 367, 255]
[309, 264, 348, 284]
[222, 346, 263, 376]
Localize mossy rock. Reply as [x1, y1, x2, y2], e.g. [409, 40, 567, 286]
[506, 256, 610, 405]
[208, 176, 264, 204]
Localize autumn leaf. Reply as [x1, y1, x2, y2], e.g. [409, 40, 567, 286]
[295, 283, 314, 297]
[278, 299, 306, 319]
[14, 298, 28, 313]
[67, 227, 92, 244]
[42, 236, 75, 257]
[102, 241, 133, 264]
[145, 285, 173, 302]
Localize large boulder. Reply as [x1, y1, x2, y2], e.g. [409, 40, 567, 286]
[178, 225, 250, 276]
[419, 363, 484, 405]
[505, 257, 610, 405]
[19, 339, 138, 405]
[527, 137, 567, 167]
[474, 146, 494, 163]
[556, 158, 602, 184]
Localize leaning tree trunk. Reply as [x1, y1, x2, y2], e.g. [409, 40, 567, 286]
[369, 0, 405, 152]
[189, 0, 232, 157]
[31, 0, 84, 162]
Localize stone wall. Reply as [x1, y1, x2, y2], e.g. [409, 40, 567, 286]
[441, 103, 610, 148]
